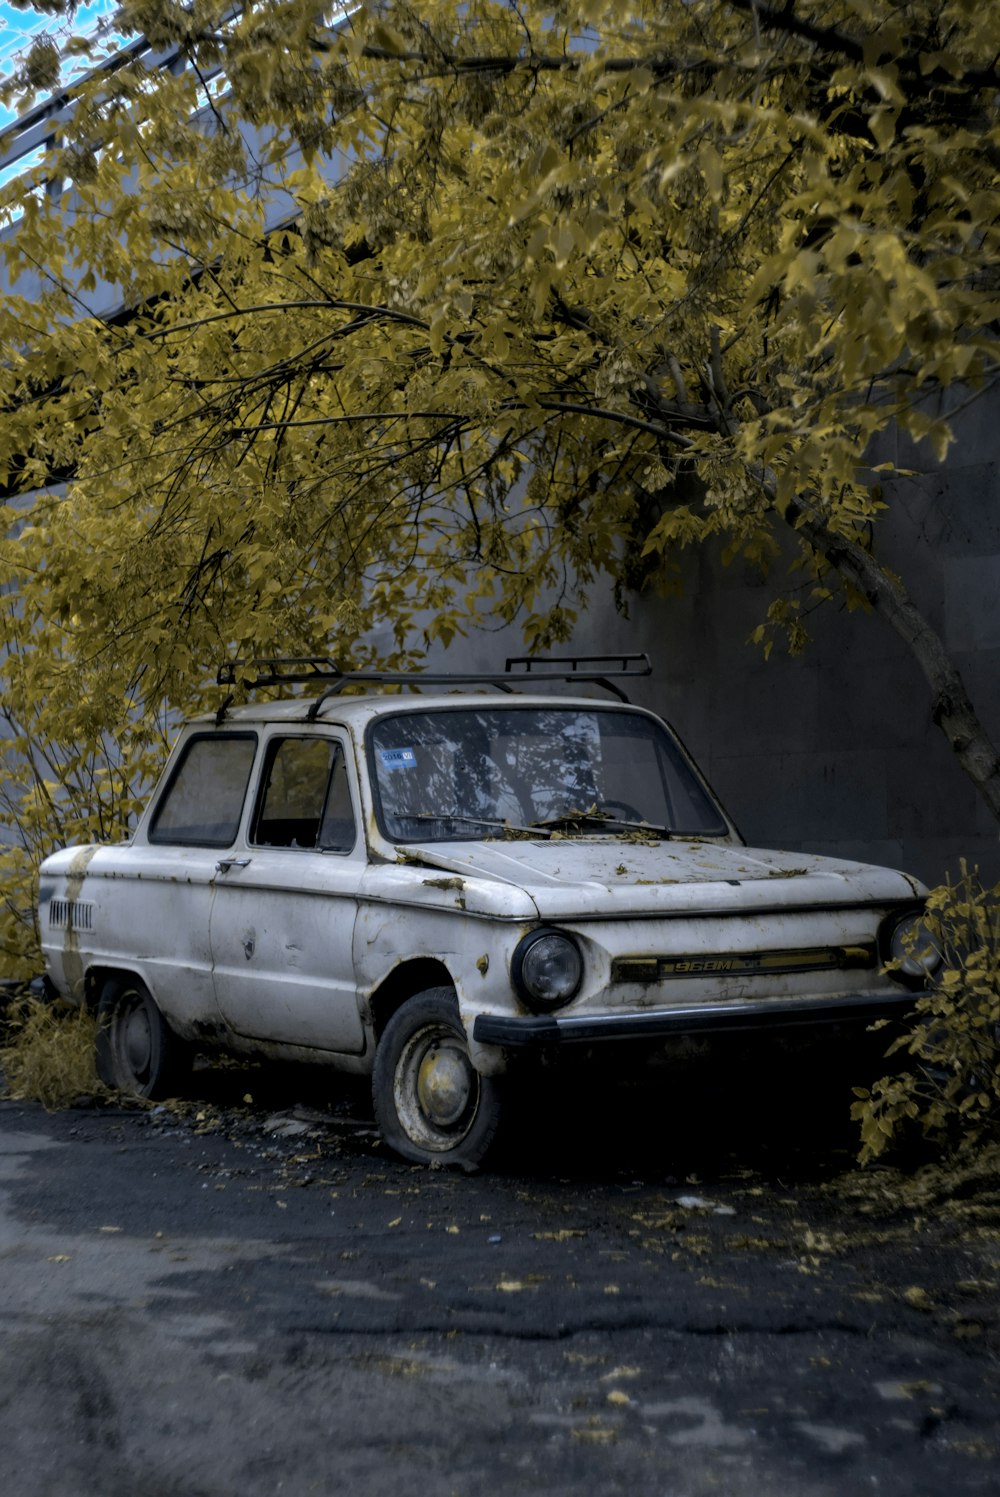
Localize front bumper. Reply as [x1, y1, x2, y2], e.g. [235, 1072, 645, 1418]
[473, 989, 919, 1048]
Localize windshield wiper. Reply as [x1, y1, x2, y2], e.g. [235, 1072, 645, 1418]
[401, 813, 551, 839]
[529, 811, 669, 836]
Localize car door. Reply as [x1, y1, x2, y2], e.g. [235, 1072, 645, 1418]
[124, 730, 259, 1025]
[209, 730, 366, 1054]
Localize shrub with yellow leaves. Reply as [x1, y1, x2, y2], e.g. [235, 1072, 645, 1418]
[852, 865, 1000, 1163]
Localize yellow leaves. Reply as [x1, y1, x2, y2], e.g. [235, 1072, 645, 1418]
[428, 313, 448, 357]
[783, 249, 822, 294]
[641, 507, 712, 558]
[0, 2, 995, 985]
[548, 223, 577, 269]
[573, 1425, 617, 1445]
[918, 48, 964, 80]
[853, 864, 1000, 1163]
[902, 407, 953, 463]
[867, 231, 908, 286]
[869, 107, 898, 153]
[699, 144, 725, 204]
[21, 36, 60, 96]
[367, 20, 415, 58]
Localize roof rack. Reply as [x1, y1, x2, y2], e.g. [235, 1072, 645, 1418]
[217, 657, 341, 688]
[216, 653, 651, 719]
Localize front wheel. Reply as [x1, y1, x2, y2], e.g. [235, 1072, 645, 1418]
[95, 976, 190, 1099]
[372, 988, 502, 1168]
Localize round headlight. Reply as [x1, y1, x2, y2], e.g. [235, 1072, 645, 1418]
[512, 929, 583, 1012]
[884, 910, 943, 986]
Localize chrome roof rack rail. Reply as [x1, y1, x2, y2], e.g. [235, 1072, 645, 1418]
[215, 653, 652, 720]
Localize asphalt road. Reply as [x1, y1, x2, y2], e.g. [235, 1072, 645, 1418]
[0, 1052, 997, 1497]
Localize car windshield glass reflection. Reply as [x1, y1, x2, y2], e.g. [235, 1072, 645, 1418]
[369, 707, 728, 842]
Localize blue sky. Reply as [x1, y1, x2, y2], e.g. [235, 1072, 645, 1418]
[0, 1, 119, 122]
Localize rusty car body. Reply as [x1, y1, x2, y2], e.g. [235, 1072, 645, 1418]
[37, 657, 937, 1165]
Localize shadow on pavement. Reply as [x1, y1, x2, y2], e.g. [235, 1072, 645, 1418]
[168, 1020, 892, 1186]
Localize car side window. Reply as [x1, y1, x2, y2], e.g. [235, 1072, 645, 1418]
[252, 736, 357, 853]
[149, 734, 257, 847]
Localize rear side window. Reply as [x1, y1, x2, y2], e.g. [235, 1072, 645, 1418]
[252, 736, 356, 853]
[149, 734, 257, 847]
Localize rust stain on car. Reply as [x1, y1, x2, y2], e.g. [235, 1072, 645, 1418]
[61, 845, 98, 1002]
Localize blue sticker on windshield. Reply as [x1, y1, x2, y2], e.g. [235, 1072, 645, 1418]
[379, 747, 417, 771]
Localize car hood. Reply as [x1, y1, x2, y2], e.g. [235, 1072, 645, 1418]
[397, 837, 923, 919]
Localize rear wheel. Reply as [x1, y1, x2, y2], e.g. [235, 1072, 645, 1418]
[372, 988, 502, 1168]
[95, 976, 190, 1099]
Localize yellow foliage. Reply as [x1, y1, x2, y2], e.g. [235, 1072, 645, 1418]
[852, 864, 1000, 1162]
[0, 1, 998, 964]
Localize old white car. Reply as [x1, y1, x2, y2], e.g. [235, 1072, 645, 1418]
[37, 656, 937, 1166]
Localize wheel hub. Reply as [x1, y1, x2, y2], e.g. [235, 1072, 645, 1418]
[416, 1041, 474, 1127]
[123, 1005, 152, 1077]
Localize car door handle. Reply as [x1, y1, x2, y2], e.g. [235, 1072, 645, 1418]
[215, 857, 252, 873]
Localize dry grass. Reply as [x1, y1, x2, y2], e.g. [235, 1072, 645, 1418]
[0, 998, 104, 1110]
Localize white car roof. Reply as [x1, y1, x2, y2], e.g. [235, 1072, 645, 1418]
[196, 691, 657, 731]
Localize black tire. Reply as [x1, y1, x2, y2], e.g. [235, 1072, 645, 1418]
[95, 976, 190, 1099]
[372, 988, 502, 1168]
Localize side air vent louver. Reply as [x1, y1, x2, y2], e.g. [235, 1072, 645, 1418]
[48, 899, 94, 932]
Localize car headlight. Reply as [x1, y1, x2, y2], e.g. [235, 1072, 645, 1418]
[882, 909, 943, 987]
[511, 929, 583, 1012]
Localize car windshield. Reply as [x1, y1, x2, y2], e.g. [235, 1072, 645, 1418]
[368, 705, 729, 842]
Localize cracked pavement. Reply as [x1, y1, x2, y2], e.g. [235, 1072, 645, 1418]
[0, 1057, 997, 1497]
